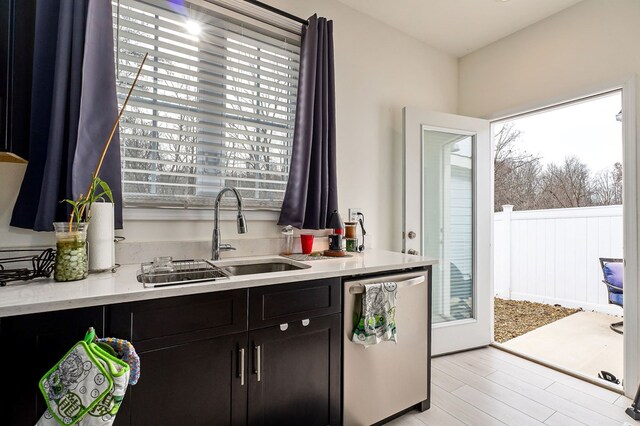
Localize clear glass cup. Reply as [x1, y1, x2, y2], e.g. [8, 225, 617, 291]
[280, 226, 294, 255]
[53, 222, 89, 282]
[152, 256, 175, 273]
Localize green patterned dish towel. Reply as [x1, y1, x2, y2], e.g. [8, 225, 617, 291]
[37, 329, 130, 425]
[352, 282, 398, 347]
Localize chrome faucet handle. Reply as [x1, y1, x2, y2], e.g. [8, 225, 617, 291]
[219, 243, 236, 251]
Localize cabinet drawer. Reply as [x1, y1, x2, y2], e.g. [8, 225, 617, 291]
[249, 278, 340, 329]
[108, 289, 247, 352]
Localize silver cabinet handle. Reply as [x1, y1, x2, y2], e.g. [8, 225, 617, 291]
[254, 345, 262, 382]
[238, 347, 245, 386]
[407, 248, 418, 255]
[349, 275, 425, 294]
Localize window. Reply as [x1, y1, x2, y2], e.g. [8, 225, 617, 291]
[112, 0, 300, 209]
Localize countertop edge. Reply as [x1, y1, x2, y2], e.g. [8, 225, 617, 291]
[0, 250, 438, 318]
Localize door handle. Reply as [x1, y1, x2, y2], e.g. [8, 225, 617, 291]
[407, 249, 418, 255]
[237, 347, 245, 386]
[253, 344, 262, 382]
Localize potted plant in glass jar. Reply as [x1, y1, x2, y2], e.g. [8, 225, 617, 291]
[53, 53, 148, 282]
[55, 178, 114, 281]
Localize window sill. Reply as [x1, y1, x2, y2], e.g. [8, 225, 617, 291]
[123, 207, 280, 222]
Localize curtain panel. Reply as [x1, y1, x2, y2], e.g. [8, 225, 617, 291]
[278, 14, 338, 230]
[11, 0, 122, 231]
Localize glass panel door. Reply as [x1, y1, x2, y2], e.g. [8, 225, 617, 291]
[422, 130, 474, 324]
[404, 108, 491, 355]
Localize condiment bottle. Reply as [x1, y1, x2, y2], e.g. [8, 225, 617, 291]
[344, 222, 357, 239]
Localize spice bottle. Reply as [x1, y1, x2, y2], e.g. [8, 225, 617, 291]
[280, 225, 294, 255]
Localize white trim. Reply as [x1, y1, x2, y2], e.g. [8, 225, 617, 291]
[123, 207, 280, 221]
[486, 76, 633, 122]
[432, 318, 477, 329]
[621, 75, 638, 397]
[486, 75, 638, 396]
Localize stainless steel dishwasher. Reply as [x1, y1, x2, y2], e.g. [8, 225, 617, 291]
[343, 269, 431, 425]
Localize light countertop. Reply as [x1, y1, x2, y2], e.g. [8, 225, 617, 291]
[0, 249, 437, 318]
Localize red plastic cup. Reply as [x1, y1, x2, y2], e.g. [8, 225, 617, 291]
[301, 234, 314, 254]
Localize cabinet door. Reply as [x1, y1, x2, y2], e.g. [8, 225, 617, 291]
[0, 307, 104, 425]
[1, 0, 36, 160]
[248, 314, 341, 426]
[115, 333, 248, 426]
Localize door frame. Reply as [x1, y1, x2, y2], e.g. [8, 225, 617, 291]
[403, 108, 492, 355]
[487, 75, 637, 395]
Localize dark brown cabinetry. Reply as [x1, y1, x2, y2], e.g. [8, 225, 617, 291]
[107, 290, 248, 425]
[248, 313, 341, 426]
[0, 278, 342, 425]
[0, 307, 104, 425]
[126, 332, 248, 426]
[1, 0, 36, 161]
[108, 278, 341, 425]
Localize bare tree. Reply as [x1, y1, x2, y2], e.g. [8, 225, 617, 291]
[592, 162, 623, 205]
[540, 156, 593, 208]
[493, 123, 542, 211]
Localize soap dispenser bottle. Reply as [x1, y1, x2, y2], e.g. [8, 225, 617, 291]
[280, 225, 294, 255]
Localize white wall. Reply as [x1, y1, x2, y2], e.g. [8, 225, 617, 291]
[459, 0, 640, 118]
[0, 0, 457, 252]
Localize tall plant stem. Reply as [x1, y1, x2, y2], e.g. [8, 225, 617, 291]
[69, 52, 149, 227]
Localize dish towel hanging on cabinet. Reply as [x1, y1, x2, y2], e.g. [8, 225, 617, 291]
[36, 328, 139, 425]
[352, 282, 398, 347]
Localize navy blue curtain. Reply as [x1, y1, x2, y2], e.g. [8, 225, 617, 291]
[278, 15, 338, 229]
[10, 0, 122, 231]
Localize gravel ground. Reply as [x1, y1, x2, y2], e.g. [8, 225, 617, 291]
[494, 298, 580, 343]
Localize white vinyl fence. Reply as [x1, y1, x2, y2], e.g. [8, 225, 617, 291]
[494, 205, 623, 315]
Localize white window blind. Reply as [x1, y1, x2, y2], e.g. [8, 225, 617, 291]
[112, 0, 300, 209]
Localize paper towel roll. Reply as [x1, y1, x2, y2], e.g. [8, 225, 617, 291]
[87, 202, 115, 271]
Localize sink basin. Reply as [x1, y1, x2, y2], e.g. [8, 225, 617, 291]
[214, 257, 310, 276]
[138, 257, 310, 287]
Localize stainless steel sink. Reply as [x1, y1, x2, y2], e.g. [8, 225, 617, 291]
[138, 257, 310, 287]
[214, 257, 310, 276]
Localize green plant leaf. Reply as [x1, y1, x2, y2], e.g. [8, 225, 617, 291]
[97, 179, 113, 203]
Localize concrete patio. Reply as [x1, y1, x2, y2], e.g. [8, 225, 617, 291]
[498, 311, 623, 386]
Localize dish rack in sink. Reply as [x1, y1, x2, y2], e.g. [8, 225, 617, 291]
[137, 259, 229, 288]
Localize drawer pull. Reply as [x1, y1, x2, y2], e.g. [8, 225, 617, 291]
[280, 323, 288, 331]
[238, 347, 245, 386]
[301, 319, 310, 327]
[253, 345, 262, 382]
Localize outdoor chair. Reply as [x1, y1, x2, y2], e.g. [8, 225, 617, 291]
[599, 257, 623, 334]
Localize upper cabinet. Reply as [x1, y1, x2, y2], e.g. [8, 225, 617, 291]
[0, 0, 36, 163]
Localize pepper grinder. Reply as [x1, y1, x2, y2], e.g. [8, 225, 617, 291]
[328, 210, 344, 235]
[328, 210, 344, 250]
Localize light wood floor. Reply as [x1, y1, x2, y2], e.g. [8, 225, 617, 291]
[388, 346, 634, 426]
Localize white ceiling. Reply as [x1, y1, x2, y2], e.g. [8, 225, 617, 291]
[334, 0, 584, 57]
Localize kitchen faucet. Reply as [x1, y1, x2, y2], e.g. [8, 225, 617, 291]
[212, 187, 248, 260]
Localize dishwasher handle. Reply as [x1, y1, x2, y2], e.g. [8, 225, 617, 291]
[348, 275, 425, 295]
